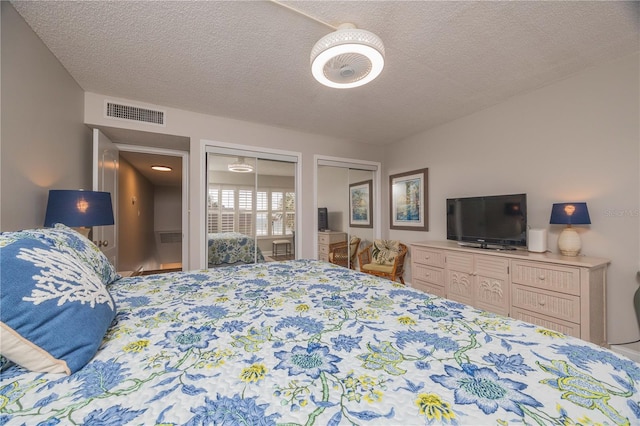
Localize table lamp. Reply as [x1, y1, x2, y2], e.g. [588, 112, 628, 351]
[549, 202, 590, 256]
[44, 190, 114, 238]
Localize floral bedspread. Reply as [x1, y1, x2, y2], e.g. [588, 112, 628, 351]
[2, 260, 639, 425]
[207, 232, 264, 266]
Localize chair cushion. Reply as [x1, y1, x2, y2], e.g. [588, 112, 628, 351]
[362, 263, 393, 274]
[371, 240, 400, 266]
[349, 237, 360, 256]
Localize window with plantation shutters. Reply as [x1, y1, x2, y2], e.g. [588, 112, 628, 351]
[207, 187, 294, 237]
[285, 192, 295, 235]
[256, 191, 268, 236]
[207, 189, 220, 233]
[238, 189, 253, 235]
[272, 191, 284, 235]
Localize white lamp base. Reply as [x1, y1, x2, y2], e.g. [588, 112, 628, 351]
[558, 227, 581, 256]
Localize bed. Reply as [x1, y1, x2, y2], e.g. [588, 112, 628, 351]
[207, 232, 264, 266]
[1, 226, 640, 425]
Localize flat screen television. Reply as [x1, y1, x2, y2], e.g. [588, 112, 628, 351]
[318, 207, 329, 231]
[446, 193, 527, 249]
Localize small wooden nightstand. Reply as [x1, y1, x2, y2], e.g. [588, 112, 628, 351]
[318, 231, 346, 262]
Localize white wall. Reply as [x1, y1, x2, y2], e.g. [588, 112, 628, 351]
[385, 53, 640, 345]
[118, 156, 156, 271]
[84, 93, 386, 268]
[1, 3, 91, 231]
[154, 186, 182, 267]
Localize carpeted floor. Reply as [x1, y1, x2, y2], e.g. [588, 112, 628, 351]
[264, 254, 295, 262]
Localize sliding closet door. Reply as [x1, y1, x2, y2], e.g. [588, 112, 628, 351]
[316, 159, 379, 270]
[256, 159, 296, 259]
[206, 148, 298, 267]
[348, 168, 375, 270]
[206, 153, 258, 267]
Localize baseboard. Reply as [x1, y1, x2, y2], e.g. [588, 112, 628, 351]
[609, 342, 640, 363]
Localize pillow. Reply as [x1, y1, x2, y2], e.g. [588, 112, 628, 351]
[21, 223, 120, 285]
[0, 355, 13, 372]
[0, 237, 116, 374]
[371, 239, 401, 266]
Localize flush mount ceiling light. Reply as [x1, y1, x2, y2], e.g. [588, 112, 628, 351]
[151, 165, 172, 172]
[310, 23, 385, 89]
[228, 157, 254, 173]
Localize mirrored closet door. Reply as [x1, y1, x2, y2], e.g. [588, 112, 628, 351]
[206, 149, 297, 267]
[317, 159, 379, 270]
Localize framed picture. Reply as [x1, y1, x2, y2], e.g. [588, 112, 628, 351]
[349, 180, 373, 228]
[389, 168, 428, 231]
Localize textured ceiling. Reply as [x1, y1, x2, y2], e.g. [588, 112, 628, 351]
[11, 1, 639, 146]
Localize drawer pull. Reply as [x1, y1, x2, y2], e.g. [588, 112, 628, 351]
[538, 298, 546, 306]
[538, 275, 545, 281]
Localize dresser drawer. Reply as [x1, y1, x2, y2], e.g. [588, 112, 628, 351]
[511, 260, 580, 296]
[511, 307, 580, 338]
[412, 279, 445, 297]
[412, 263, 444, 286]
[318, 244, 330, 255]
[411, 246, 445, 268]
[446, 251, 473, 272]
[318, 233, 332, 244]
[318, 232, 345, 245]
[512, 284, 580, 323]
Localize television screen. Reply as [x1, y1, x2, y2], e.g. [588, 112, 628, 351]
[447, 194, 527, 248]
[318, 207, 329, 231]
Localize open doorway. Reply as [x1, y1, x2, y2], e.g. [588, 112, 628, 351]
[92, 126, 189, 275]
[118, 150, 184, 275]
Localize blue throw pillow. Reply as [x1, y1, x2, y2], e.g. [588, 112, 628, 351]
[0, 237, 116, 374]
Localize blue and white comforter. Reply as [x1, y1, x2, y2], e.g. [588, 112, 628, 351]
[1, 260, 639, 425]
[207, 232, 264, 266]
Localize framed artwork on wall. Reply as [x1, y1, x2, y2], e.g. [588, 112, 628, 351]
[349, 180, 373, 228]
[389, 168, 428, 231]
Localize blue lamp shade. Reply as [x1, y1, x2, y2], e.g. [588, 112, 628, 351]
[549, 202, 591, 226]
[44, 190, 114, 227]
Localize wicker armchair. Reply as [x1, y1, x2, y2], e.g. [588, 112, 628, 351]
[358, 240, 408, 284]
[328, 236, 361, 269]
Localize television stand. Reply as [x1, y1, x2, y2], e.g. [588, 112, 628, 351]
[410, 240, 610, 346]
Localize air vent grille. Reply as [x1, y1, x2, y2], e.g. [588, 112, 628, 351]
[106, 102, 165, 126]
[159, 232, 182, 244]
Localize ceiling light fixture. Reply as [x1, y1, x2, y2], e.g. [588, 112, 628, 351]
[311, 23, 385, 89]
[269, 1, 384, 89]
[228, 157, 254, 173]
[151, 165, 172, 172]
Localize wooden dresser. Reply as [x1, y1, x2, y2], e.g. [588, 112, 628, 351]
[318, 231, 346, 262]
[410, 241, 610, 346]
